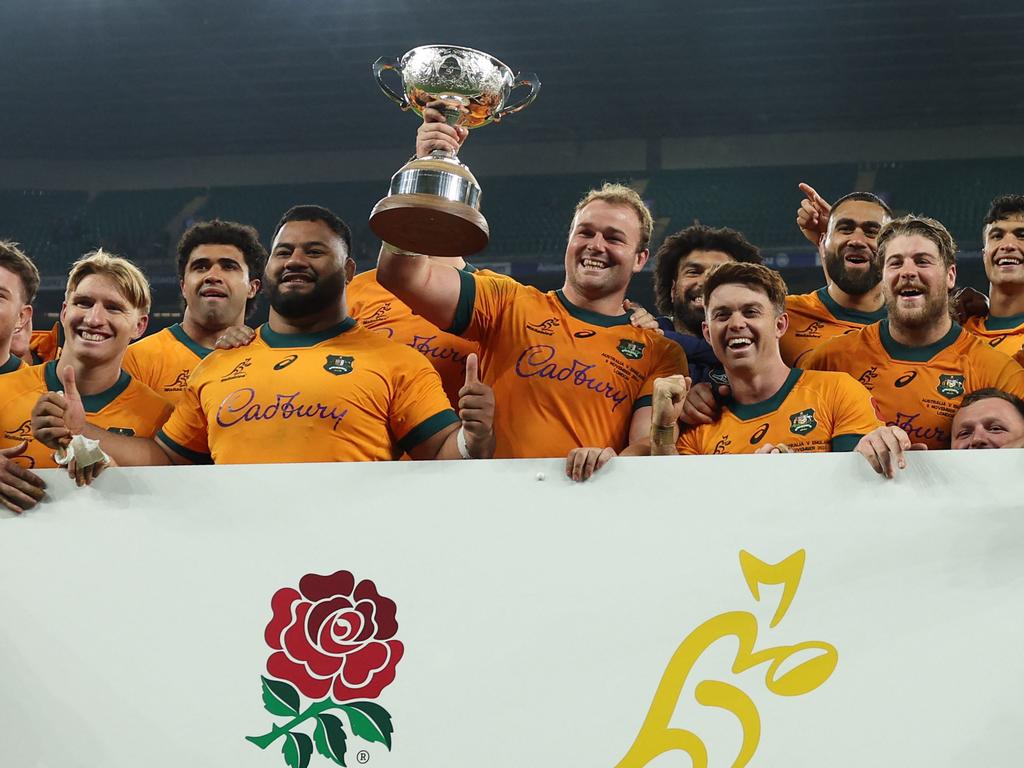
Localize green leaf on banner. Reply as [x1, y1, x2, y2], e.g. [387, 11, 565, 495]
[343, 701, 394, 750]
[282, 731, 313, 768]
[313, 712, 348, 766]
[262, 675, 300, 717]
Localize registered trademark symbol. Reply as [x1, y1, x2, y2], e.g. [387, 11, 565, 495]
[356, 749, 370, 764]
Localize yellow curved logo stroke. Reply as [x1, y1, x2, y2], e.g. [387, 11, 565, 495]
[616, 549, 838, 768]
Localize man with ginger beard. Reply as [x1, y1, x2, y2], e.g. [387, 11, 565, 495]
[651, 224, 762, 384]
[32, 205, 495, 467]
[803, 215, 1024, 450]
[782, 188, 892, 366]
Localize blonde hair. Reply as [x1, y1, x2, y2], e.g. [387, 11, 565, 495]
[65, 249, 152, 314]
[572, 183, 654, 251]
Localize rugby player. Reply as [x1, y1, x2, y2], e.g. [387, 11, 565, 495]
[1, 250, 172, 509]
[802, 215, 1024, 450]
[783, 185, 892, 365]
[648, 262, 880, 456]
[961, 195, 1024, 357]
[32, 206, 495, 466]
[377, 117, 686, 468]
[122, 219, 265, 406]
[0, 241, 38, 375]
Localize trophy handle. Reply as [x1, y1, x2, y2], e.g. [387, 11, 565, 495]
[372, 57, 410, 109]
[494, 72, 541, 121]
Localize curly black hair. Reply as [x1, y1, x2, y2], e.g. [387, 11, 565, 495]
[653, 224, 762, 315]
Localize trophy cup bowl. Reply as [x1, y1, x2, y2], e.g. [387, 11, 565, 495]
[370, 45, 540, 257]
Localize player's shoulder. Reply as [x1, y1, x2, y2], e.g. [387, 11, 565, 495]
[795, 367, 865, 395]
[785, 290, 824, 313]
[956, 324, 1019, 365]
[123, 372, 174, 407]
[347, 268, 380, 294]
[0, 361, 46, 395]
[809, 322, 877, 356]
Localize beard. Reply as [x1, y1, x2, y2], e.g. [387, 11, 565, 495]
[823, 244, 882, 295]
[886, 286, 950, 330]
[672, 288, 705, 335]
[267, 268, 345, 319]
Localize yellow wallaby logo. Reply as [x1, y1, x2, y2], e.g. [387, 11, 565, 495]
[616, 550, 837, 768]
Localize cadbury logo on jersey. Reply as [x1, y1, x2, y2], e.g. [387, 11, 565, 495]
[526, 318, 560, 336]
[936, 374, 965, 399]
[617, 339, 645, 360]
[324, 355, 354, 376]
[221, 358, 252, 382]
[789, 408, 818, 436]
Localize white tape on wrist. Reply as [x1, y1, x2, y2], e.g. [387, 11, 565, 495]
[54, 434, 110, 469]
[456, 427, 473, 459]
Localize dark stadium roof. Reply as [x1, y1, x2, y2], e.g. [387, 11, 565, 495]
[1, 0, 1022, 160]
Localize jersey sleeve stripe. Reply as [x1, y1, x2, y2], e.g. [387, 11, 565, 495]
[396, 409, 460, 453]
[446, 269, 477, 336]
[156, 430, 214, 464]
[632, 394, 653, 412]
[830, 434, 863, 452]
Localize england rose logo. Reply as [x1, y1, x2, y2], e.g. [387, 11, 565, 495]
[247, 570, 404, 767]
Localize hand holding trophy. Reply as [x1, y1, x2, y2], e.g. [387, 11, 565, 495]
[370, 45, 540, 257]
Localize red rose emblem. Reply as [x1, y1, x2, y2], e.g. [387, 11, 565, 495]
[265, 570, 404, 702]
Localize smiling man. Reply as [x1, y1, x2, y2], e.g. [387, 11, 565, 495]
[0, 250, 173, 495]
[962, 195, 1024, 356]
[782, 188, 892, 365]
[651, 224, 762, 383]
[648, 262, 880, 456]
[0, 241, 39, 376]
[802, 215, 1024, 450]
[122, 220, 266, 405]
[378, 184, 685, 468]
[32, 206, 494, 467]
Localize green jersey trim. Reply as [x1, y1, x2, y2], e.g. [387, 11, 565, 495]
[157, 430, 213, 465]
[169, 323, 214, 360]
[44, 361, 132, 413]
[0, 354, 22, 374]
[727, 368, 803, 420]
[448, 268, 477, 337]
[260, 318, 357, 348]
[816, 287, 887, 325]
[983, 312, 1024, 332]
[397, 409, 460, 454]
[879, 321, 962, 362]
[831, 434, 863, 452]
[555, 290, 632, 327]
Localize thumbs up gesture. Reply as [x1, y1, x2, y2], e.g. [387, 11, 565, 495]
[457, 353, 495, 459]
[31, 364, 87, 450]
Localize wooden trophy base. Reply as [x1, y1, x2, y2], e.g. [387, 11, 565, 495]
[370, 193, 490, 258]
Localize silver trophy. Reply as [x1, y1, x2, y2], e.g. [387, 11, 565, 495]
[370, 45, 540, 257]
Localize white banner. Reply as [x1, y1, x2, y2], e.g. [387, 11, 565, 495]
[1, 452, 1022, 767]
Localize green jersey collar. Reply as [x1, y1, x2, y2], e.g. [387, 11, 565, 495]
[727, 368, 803, 420]
[44, 361, 132, 413]
[0, 354, 22, 374]
[169, 323, 214, 360]
[984, 312, 1024, 332]
[816, 287, 887, 324]
[260, 318, 357, 348]
[879, 320, 962, 362]
[555, 290, 632, 327]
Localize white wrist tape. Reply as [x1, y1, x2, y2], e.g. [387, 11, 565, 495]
[54, 434, 110, 469]
[457, 427, 473, 459]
